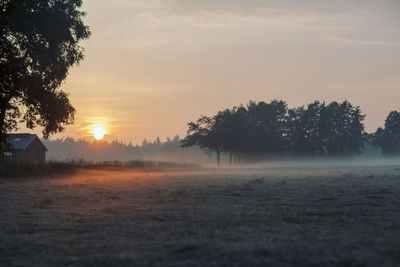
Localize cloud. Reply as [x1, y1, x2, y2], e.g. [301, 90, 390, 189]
[151, 0, 400, 19]
[326, 36, 400, 47]
[121, 0, 400, 41]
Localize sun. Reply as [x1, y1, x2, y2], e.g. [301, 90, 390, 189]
[91, 125, 106, 141]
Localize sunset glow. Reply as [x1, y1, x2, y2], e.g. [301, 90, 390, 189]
[91, 125, 106, 140]
[18, 0, 400, 144]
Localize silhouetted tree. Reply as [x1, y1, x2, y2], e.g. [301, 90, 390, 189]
[182, 100, 289, 165]
[182, 99, 365, 165]
[0, 0, 90, 149]
[287, 101, 325, 155]
[246, 100, 288, 156]
[321, 101, 365, 156]
[373, 111, 400, 155]
[287, 100, 365, 156]
[181, 116, 224, 166]
[213, 106, 250, 165]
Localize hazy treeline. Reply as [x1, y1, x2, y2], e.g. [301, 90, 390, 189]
[182, 100, 396, 165]
[42, 136, 214, 163]
[43, 100, 400, 166]
[373, 111, 400, 155]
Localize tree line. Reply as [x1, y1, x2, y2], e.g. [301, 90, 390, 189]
[181, 100, 400, 165]
[373, 111, 400, 156]
[42, 136, 213, 163]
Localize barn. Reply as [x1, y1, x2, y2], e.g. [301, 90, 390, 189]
[4, 134, 47, 163]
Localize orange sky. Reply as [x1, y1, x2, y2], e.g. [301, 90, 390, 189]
[20, 0, 400, 144]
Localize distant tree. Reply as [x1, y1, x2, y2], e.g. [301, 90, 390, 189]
[142, 138, 148, 146]
[287, 100, 365, 156]
[141, 137, 163, 159]
[181, 115, 224, 166]
[0, 0, 90, 149]
[182, 100, 289, 165]
[154, 137, 161, 144]
[321, 101, 365, 156]
[287, 101, 325, 155]
[182, 99, 365, 165]
[373, 111, 400, 155]
[347, 103, 365, 154]
[212, 106, 250, 165]
[246, 100, 288, 156]
[43, 137, 144, 161]
[160, 135, 196, 161]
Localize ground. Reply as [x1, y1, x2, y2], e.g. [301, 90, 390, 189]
[1, 165, 400, 266]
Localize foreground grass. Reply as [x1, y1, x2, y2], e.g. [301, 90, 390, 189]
[0, 160, 200, 177]
[1, 166, 400, 266]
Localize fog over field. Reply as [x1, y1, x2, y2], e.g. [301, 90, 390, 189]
[42, 136, 396, 167]
[42, 137, 400, 172]
[2, 166, 400, 266]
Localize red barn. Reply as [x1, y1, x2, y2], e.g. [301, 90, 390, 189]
[4, 134, 47, 163]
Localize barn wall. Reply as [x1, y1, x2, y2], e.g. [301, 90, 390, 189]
[22, 138, 47, 163]
[9, 151, 23, 161]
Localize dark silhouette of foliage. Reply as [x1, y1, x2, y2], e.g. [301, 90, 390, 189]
[181, 115, 224, 165]
[246, 100, 288, 156]
[287, 101, 325, 155]
[373, 111, 400, 155]
[181, 100, 290, 165]
[326, 101, 365, 156]
[0, 0, 90, 149]
[288, 100, 365, 156]
[182, 99, 366, 165]
[213, 106, 251, 164]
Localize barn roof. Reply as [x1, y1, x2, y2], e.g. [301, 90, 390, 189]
[5, 134, 47, 151]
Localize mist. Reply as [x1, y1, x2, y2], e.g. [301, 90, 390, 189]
[41, 134, 400, 170]
[42, 137, 217, 165]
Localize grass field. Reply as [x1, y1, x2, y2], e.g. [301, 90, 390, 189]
[0, 160, 200, 177]
[1, 165, 400, 266]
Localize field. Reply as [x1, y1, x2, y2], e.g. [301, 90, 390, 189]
[1, 165, 400, 266]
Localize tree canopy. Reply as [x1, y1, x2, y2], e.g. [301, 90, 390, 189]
[0, 0, 90, 147]
[373, 111, 400, 155]
[287, 100, 365, 156]
[182, 100, 366, 165]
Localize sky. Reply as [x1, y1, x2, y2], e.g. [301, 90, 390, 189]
[25, 0, 400, 144]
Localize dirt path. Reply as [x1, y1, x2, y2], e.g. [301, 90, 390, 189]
[1, 166, 400, 266]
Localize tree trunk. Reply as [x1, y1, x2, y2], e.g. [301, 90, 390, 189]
[0, 104, 7, 155]
[229, 152, 232, 166]
[216, 149, 220, 167]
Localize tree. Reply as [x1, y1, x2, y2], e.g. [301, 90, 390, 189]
[373, 111, 400, 155]
[246, 100, 288, 155]
[321, 101, 365, 156]
[287, 100, 365, 156]
[212, 106, 251, 165]
[181, 115, 224, 166]
[0, 0, 90, 149]
[182, 99, 366, 165]
[181, 100, 289, 165]
[287, 101, 325, 155]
